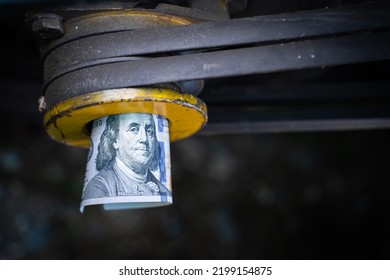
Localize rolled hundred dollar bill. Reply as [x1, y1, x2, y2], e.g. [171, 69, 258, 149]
[80, 113, 172, 212]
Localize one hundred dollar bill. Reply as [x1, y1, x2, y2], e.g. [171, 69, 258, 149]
[80, 113, 172, 212]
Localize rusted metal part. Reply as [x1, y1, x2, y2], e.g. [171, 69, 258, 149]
[44, 88, 208, 148]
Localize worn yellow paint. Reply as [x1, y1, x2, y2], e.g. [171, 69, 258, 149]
[61, 9, 202, 42]
[69, 9, 202, 27]
[77, 10, 201, 25]
[44, 88, 208, 148]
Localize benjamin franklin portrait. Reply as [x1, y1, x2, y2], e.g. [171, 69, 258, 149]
[82, 113, 171, 200]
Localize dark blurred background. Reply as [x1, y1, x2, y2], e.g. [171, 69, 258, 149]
[1, 118, 389, 259]
[0, 0, 390, 260]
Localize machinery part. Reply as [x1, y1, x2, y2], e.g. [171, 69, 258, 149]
[43, 88, 208, 148]
[32, 0, 390, 140]
[38, 9, 203, 55]
[203, 104, 390, 135]
[38, 8, 207, 110]
[189, 0, 229, 20]
[200, 80, 390, 134]
[44, 29, 390, 109]
[43, 1, 390, 76]
[42, 1, 390, 109]
[28, 3, 213, 212]
[29, 3, 217, 212]
[31, 14, 64, 39]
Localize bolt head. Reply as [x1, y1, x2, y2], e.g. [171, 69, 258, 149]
[32, 16, 64, 39]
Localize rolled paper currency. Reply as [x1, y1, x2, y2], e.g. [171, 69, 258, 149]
[80, 113, 172, 212]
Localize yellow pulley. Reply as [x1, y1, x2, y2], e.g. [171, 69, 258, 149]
[44, 88, 208, 148]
